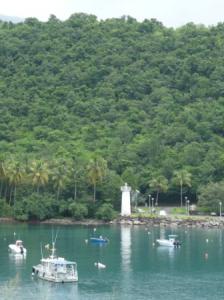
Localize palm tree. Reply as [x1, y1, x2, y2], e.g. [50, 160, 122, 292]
[51, 161, 69, 201]
[173, 169, 192, 207]
[7, 161, 25, 204]
[29, 160, 49, 193]
[87, 156, 107, 202]
[70, 165, 84, 201]
[67, 156, 86, 201]
[149, 175, 168, 206]
[0, 160, 6, 199]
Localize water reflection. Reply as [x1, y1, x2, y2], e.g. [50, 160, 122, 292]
[32, 279, 79, 300]
[9, 253, 26, 266]
[159, 227, 165, 239]
[0, 274, 21, 298]
[121, 226, 131, 272]
[156, 246, 175, 259]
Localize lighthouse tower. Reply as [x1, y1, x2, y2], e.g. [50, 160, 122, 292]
[121, 183, 131, 216]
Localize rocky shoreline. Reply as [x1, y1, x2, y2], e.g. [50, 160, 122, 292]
[116, 216, 224, 228]
[0, 216, 224, 229]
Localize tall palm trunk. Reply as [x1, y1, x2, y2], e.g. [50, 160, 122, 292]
[73, 182, 77, 201]
[0, 180, 3, 198]
[9, 185, 13, 205]
[14, 185, 17, 205]
[56, 187, 60, 201]
[156, 190, 159, 206]
[180, 182, 183, 207]
[4, 183, 8, 201]
[37, 184, 40, 194]
[93, 183, 96, 202]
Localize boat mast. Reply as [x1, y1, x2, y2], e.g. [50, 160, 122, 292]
[40, 243, 43, 259]
[51, 242, 56, 258]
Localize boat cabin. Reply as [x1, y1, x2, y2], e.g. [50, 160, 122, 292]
[15, 240, 24, 247]
[41, 257, 77, 276]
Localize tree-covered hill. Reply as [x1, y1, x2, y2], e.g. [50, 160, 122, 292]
[0, 14, 224, 218]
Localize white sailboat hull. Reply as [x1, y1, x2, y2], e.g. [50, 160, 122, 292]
[33, 265, 78, 282]
[156, 239, 175, 247]
[9, 244, 27, 255]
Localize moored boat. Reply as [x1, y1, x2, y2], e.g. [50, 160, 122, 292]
[94, 262, 106, 269]
[156, 235, 181, 247]
[32, 242, 78, 283]
[90, 236, 109, 243]
[8, 240, 27, 255]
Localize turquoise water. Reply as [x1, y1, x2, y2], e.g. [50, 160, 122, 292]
[0, 223, 224, 300]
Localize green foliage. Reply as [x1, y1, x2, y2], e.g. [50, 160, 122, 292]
[198, 181, 224, 213]
[0, 199, 13, 217]
[171, 207, 187, 215]
[0, 16, 224, 216]
[69, 202, 88, 220]
[14, 193, 58, 221]
[95, 203, 117, 221]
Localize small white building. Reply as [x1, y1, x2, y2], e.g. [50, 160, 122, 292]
[121, 183, 131, 216]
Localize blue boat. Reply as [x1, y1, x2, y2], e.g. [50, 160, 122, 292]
[90, 236, 109, 243]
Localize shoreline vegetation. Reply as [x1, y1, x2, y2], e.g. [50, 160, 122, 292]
[1, 215, 224, 229]
[1, 17, 224, 219]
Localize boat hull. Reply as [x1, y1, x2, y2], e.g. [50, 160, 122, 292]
[156, 239, 175, 247]
[156, 239, 181, 247]
[90, 237, 108, 243]
[36, 274, 78, 283]
[32, 264, 78, 283]
[9, 245, 27, 255]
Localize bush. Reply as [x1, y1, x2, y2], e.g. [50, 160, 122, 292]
[171, 207, 187, 214]
[69, 202, 88, 220]
[58, 199, 72, 217]
[96, 203, 117, 221]
[0, 199, 13, 217]
[198, 181, 224, 213]
[14, 193, 58, 221]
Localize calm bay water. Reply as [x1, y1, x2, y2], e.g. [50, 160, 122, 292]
[0, 223, 224, 300]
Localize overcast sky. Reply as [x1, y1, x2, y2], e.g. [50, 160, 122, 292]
[1, 0, 224, 28]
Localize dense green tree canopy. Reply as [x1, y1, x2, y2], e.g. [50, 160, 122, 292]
[0, 14, 224, 218]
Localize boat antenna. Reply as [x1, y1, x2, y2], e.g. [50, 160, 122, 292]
[54, 228, 59, 245]
[40, 242, 43, 259]
[52, 227, 54, 245]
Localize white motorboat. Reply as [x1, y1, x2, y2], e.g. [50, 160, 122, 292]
[8, 240, 27, 255]
[32, 242, 78, 283]
[94, 262, 106, 269]
[156, 235, 181, 247]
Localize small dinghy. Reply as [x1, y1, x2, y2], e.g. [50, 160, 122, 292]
[90, 236, 109, 244]
[156, 235, 181, 247]
[94, 262, 106, 269]
[8, 240, 27, 255]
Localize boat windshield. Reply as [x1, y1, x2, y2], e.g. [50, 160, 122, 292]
[16, 240, 23, 246]
[168, 235, 177, 240]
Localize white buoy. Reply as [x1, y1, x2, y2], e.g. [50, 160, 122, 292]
[148, 231, 151, 235]
[152, 242, 155, 246]
[13, 232, 16, 236]
[206, 238, 209, 243]
[85, 239, 88, 243]
[93, 228, 96, 232]
[94, 262, 106, 269]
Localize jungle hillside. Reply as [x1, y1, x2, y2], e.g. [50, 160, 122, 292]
[0, 14, 224, 220]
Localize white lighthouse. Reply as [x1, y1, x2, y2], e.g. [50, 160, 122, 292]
[121, 183, 131, 216]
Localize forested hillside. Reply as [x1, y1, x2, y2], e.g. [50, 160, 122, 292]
[0, 14, 224, 219]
